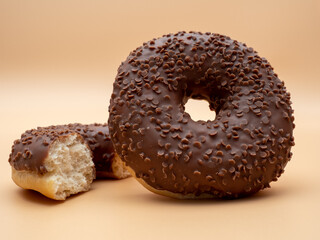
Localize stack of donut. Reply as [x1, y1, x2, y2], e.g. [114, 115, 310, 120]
[9, 31, 295, 200]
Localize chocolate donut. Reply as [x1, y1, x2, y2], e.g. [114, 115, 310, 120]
[9, 127, 94, 200]
[109, 31, 295, 199]
[9, 123, 130, 200]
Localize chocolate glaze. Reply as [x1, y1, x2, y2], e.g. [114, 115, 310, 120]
[9, 123, 116, 178]
[108, 31, 295, 198]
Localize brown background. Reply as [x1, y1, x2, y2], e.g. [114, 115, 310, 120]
[1, 1, 319, 239]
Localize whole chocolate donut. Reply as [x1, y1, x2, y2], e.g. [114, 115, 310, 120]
[109, 31, 295, 199]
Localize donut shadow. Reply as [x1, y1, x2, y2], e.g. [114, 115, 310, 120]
[91, 178, 120, 185]
[16, 188, 86, 205]
[14, 178, 129, 205]
[138, 186, 289, 205]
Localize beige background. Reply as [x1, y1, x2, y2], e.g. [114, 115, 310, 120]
[1, 0, 320, 239]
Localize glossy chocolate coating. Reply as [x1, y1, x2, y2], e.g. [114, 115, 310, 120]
[108, 31, 295, 198]
[9, 123, 115, 178]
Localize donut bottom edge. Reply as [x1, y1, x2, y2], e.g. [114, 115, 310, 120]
[120, 153, 270, 200]
[119, 155, 220, 200]
[12, 167, 59, 200]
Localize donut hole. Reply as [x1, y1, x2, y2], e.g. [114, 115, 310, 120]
[184, 98, 216, 121]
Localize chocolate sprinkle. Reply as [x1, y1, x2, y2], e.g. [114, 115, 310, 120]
[108, 31, 295, 198]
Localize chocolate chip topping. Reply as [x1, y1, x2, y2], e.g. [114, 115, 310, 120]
[108, 31, 295, 198]
[9, 123, 115, 177]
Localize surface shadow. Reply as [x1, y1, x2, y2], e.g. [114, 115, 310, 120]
[16, 188, 86, 206]
[90, 178, 119, 188]
[129, 185, 293, 206]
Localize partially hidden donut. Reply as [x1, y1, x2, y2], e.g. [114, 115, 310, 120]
[9, 123, 130, 200]
[108, 31, 295, 199]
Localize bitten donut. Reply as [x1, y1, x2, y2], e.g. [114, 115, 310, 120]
[9, 123, 130, 200]
[109, 31, 295, 199]
[63, 123, 130, 179]
[9, 127, 94, 200]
